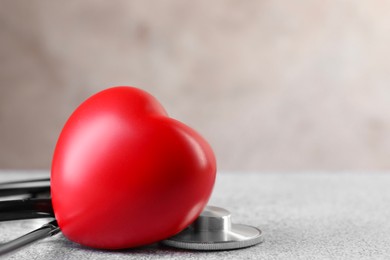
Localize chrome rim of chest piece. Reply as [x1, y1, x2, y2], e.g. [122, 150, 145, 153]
[161, 206, 264, 251]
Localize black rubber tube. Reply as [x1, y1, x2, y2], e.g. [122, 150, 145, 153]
[0, 178, 50, 197]
[0, 220, 60, 256]
[0, 198, 54, 221]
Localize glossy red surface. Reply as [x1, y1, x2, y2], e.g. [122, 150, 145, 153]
[51, 87, 216, 249]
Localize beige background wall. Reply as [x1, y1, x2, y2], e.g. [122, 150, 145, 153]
[1, 1, 390, 171]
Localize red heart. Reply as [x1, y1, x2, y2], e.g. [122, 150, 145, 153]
[51, 86, 216, 249]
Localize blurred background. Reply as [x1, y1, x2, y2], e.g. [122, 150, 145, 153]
[1, 0, 390, 172]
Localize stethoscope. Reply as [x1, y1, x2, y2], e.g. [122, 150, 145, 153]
[0, 177, 263, 255]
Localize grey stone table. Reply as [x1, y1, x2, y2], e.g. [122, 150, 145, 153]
[1, 171, 390, 259]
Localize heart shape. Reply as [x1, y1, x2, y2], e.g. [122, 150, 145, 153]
[51, 86, 216, 249]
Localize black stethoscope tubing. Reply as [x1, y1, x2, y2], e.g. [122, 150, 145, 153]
[0, 198, 53, 221]
[0, 220, 59, 255]
[0, 177, 58, 255]
[0, 178, 50, 197]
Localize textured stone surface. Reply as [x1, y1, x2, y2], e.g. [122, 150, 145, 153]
[1, 1, 390, 171]
[1, 171, 390, 259]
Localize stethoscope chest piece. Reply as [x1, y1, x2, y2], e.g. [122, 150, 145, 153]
[162, 206, 263, 251]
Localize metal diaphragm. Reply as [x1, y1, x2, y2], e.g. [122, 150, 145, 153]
[161, 206, 263, 251]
